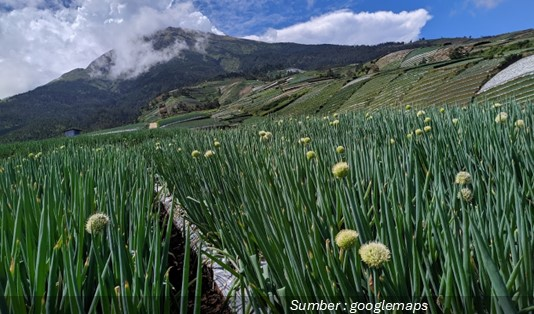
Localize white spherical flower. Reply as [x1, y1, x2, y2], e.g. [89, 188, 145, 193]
[204, 150, 215, 158]
[335, 229, 359, 249]
[515, 119, 525, 128]
[458, 188, 473, 202]
[332, 162, 349, 179]
[495, 112, 508, 124]
[261, 132, 273, 141]
[359, 241, 391, 268]
[455, 171, 472, 185]
[86, 213, 110, 234]
[299, 137, 312, 145]
[306, 151, 317, 160]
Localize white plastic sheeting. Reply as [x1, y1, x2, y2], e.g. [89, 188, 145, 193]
[479, 55, 534, 93]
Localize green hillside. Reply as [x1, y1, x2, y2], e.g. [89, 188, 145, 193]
[2, 28, 534, 141]
[0, 28, 427, 142]
[138, 29, 534, 130]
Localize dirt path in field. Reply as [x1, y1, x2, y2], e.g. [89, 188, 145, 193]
[156, 186, 231, 313]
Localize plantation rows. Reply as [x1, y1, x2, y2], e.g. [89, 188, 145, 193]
[477, 74, 534, 105]
[154, 103, 533, 313]
[341, 73, 400, 111]
[1, 103, 533, 313]
[401, 47, 440, 68]
[480, 55, 534, 93]
[0, 145, 178, 313]
[368, 68, 427, 108]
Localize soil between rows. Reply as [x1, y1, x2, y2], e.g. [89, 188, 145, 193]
[158, 202, 231, 313]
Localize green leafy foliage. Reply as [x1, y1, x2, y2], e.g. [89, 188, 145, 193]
[1, 102, 533, 313]
[151, 103, 533, 313]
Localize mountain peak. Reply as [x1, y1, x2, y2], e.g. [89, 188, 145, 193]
[86, 27, 214, 80]
[86, 50, 115, 78]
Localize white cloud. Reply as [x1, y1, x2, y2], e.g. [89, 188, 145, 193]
[244, 9, 431, 46]
[471, 0, 502, 9]
[105, 37, 190, 79]
[0, 0, 221, 98]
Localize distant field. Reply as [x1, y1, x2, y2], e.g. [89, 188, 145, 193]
[157, 110, 223, 129]
[88, 122, 148, 135]
[162, 117, 227, 129]
[158, 111, 211, 127]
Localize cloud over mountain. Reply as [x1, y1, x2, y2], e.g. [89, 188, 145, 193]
[0, 0, 220, 98]
[0, 1, 432, 99]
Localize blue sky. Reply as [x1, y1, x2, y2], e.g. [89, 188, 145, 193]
[0, 0, 532, 98]
[192, 0, 533, 41]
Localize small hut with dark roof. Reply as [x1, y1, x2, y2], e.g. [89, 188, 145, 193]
[64, 128, 82, 137]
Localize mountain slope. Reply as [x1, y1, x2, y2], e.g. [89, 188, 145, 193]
[142, 29, 534, 128]
[0, 27, 425, 142]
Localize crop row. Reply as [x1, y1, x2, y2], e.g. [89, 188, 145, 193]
[153, 103, 534, 313]
[0, 143, 206, 313]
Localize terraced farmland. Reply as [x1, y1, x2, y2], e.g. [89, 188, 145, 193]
[339, 73, 400, 111]
[367, 68, 428, 109]
[400, 47, 439, 67]
[401, 65, 462, 107]
[206, 50, 533, 124]
[135, 30, 534, 134]
[275, 80, 342, 116]
[475, 73, 534, 104]
[430, 58, 503, 106]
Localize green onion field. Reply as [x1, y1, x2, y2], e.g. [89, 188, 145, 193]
[1, 102, 533, 313]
